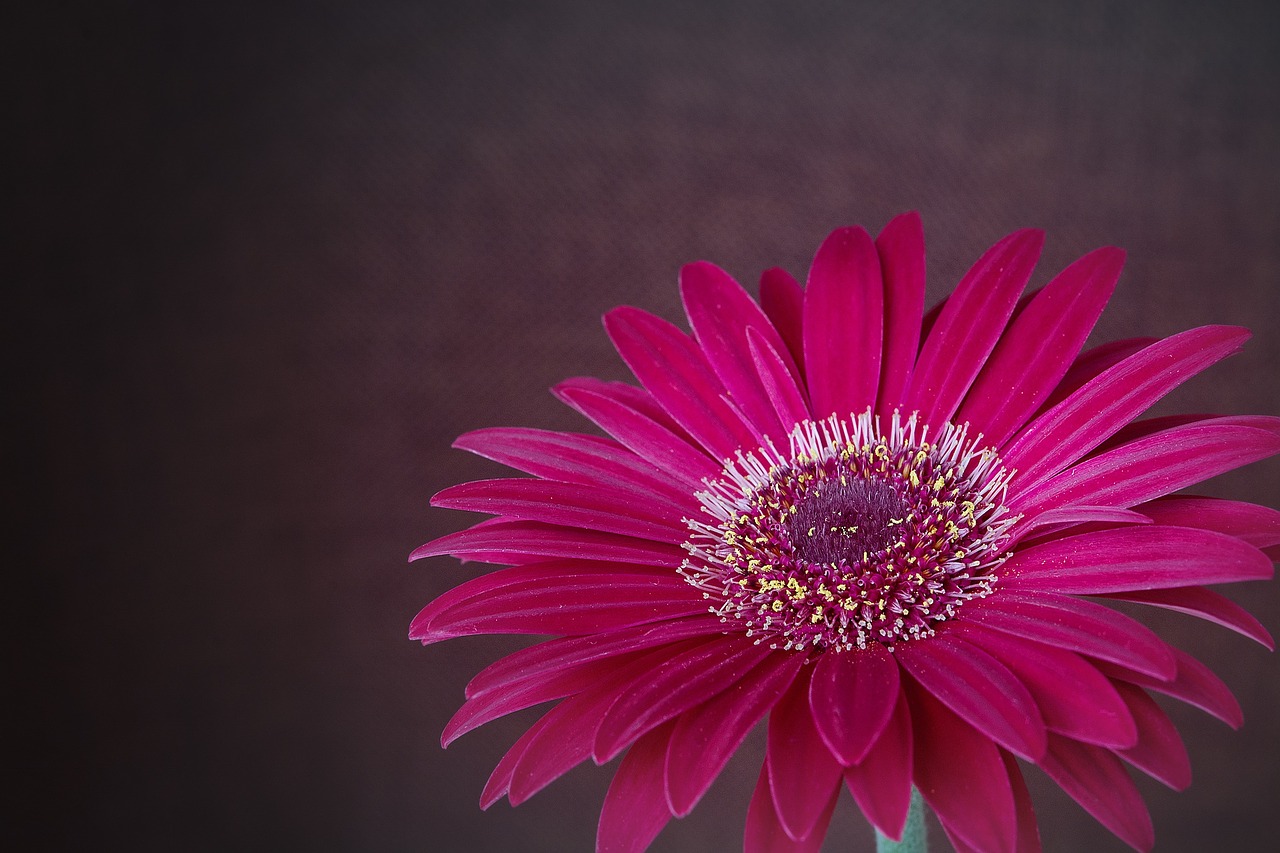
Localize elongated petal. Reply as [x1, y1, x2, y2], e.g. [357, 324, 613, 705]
[766, 669, 844, 840]
[969, 591, 1176, 679]
[1111, 682, 1191, 791]
[808, 644, 900, 765]
[1004, 326, 1250, 491]
[906, 229, 1043, 428]
[411, 563, 706, 645]
[759, 267, 806, 373]
[803, 226, 883, 418]
[896, 633, 1046, 760]
[1014, 417, 1280, 518]
[748, 327, 811, 429]
[594, 636, 774, 762]
[1039, 734, 1155, 852]
[1094, 647, 1244, 729]
[605, 306, 757, 459]
[910, 684, 1017, 853]
[665, 652, 802, 816]
[1099, 586, 1274, 649]
[481, 713, 551, 808]
[745, 762, 838, 853]
[1038, 337, 1158, 413]
[842, 687, 913, 840]
[1008, 506, 1150, 546]
[597, 722, 676, 853]
[1138, 495, 1280, 547]
[682, 261, 797, 442]
[465, 616, 725, 698]
[959, 624, 1137, 748]
[958, 247, 1123, 446]
[453, 427, 693, 504]
[875, 211, 926, 416]
[1002, 526, 1273, 594]
[555, 381, 721, 487]
[1004, 751, 1042, 853]
[410, 519, 686, 568]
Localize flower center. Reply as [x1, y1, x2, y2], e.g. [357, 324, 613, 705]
[680, 410, 1019, 652]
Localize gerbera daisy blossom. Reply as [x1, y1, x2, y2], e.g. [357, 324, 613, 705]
[410, 213, 1280, 852]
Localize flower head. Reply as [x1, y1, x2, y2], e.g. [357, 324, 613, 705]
[411, 214, 1279, 852]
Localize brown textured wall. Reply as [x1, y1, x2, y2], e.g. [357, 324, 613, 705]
[14, 1, 1280, 850]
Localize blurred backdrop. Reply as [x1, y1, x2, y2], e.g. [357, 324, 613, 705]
[13, 1, 1280, 850]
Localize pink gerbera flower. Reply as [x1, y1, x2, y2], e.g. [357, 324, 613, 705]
[410, 213, 1280, 852]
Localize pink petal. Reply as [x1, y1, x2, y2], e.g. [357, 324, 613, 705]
[1094, 647, 1244, 729]
[1037, 337, 1158, 414]
[1002, 525, 1274, 594]
[664, 651, 802, 817]
[896, 633, 1047, 760]
[1102, 585, 1274, 649]
[958, 624, 1137, 748]
[465, 616, 726, 698]
[842, 686, 913, 840]
[682, 261, 799, 442]
[808, 644, 900, 765]
[909, 683, 1017, 853]
[906, 229, 1044, 428]
[747, 327, 812, 429]
[803, 226, 883, 418]
[605, 306, 758, 460]
[558, 376, 696, 438]
[1003, 751, 1042, 853]
[596, 721, 676, 853]
[1013, 418, 1280, 519]
[759, 267, 806, 374]
[1038, 734, 1155, 852]
[1111, 682, 1191, 791]
[594, 635, 775, 763]
[1003, 326, 1251, 492]
[453, 427, 693, 505]
[481, 713, 551, 808]
[1008, 506, 1150, 547]
[410, 518, 687, 568]
[745, 762, 838, 853]
[969, 591, 1176, 680]
[875, 211, 927, 417]
[766, 668, 844, 840]
[554, 381, 722, 488]
[1137, 495, 1280, 547]
[411, 562, 706, 645]
[958, 246, 1124, 447]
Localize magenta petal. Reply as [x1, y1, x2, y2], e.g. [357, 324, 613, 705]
[1138, 495, 1280, 547]
[1003, 325, 1251, 491]
[1039, 734, 1155, 852]
[808, 645, 900, 765]
[1038, 337, 1158, 414]
[896, 633, 1046, 760]
[1094, 647, 1244, 729]
[432, 478, 688, 543]
[959, 624, 1137, 748]
[1008, 505, 1150, 546]
[766, 669, 844, 841]
[1003, 751, 1042, 853]
[410, 518, 687, 568]
[802, 226, 883, 418]
[555, 381, 722, 487]
[665, 651, 802, 817]
[843, 687, 913, 840]
[1099, 586, 1274, 649]
[910, 684, 1017, 853]
[747, 327, 812, 429]
[682, 260, 798, 442]
[605, 306, 757, 459]
[1002, 525, 1274, 594]
[906, 229, 1044, 428]
[481, 713, 550, 808]
[969, 591, 1176, 680]
[759, 266, 806, 374]
[1111, 682, 1191, 791]
[453, 427, 693, 505]
[594, 636, 774, 763]
[411, 562, 706, 645]
[596, 721, 676, 853]
[465, 616, 725, 698]
[1014, 417, 1280, 518]
[958, 247, 1123, 447]
[875, 211, 926, 416]
[745, 762, 838, 853]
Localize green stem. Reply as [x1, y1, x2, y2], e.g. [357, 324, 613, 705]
[875, 788, 926, 853]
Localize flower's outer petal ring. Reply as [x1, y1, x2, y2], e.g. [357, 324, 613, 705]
[875, 211, 927, 417]
[808, 644, 899, 766]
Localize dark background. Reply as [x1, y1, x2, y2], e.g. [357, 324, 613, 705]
[13, 1, 1280, 850]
